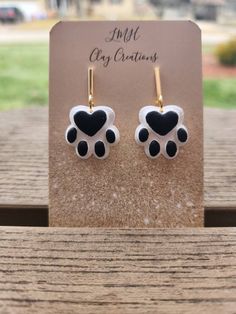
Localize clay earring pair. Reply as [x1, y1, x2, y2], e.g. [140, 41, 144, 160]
[65, 67, 188, 160]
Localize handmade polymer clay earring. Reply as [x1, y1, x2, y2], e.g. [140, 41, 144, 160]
[135, 67, 188, 159]
[65, 67, 120, 159]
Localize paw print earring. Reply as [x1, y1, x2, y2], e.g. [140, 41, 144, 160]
[65, 67, 120, 159]
[135, 67, 188, 159]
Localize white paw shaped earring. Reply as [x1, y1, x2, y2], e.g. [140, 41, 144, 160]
[135, 67, 188, 159]
[65, 68, 119, 159]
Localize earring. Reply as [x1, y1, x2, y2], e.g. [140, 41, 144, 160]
[65, 67, 120, 159]
[135, 67, 188, 159]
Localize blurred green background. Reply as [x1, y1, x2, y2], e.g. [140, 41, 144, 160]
[0, 43, 48, 110]
[0, 0, 235, 110]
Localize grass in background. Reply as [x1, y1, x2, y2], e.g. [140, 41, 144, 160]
[203, 78, 236, 108]
[0, 43, 48, 110]
[0, 43, 235, 110]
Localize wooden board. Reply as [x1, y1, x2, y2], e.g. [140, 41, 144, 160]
[0, 227, 236, 313]
[0, 107, 48, 207]
[0, 107, 236, 226]
[204, 108, 236, 208]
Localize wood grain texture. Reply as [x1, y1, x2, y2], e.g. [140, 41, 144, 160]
[0, 227, 236, 313]
[0, 107, 236, 208]
[0, 107, 48, 207]
[204, 108, 236, 208]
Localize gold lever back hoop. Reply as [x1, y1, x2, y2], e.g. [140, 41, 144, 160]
[88, 67, 94, 112]
[154, 67, 164, 112]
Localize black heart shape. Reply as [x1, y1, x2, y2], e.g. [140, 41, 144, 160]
[74, 110, 107, 137]
[146, 110, 179, 136]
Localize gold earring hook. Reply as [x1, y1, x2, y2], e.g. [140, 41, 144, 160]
[154, 67, 164, 112]
[88, 67, 94, 112]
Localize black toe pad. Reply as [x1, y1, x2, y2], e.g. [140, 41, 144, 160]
[139, 128, 149, 142]
[67, 127, 77, 144]
[95, 141, 106, 158]
[77, 141, 88, 157]
[149, 140, 160, 157]
[166, 141, 177, 158]
[177, 128, 188, 143]
[106, 129, 116, 144]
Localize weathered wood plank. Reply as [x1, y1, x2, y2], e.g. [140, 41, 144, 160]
[0, 107, 48, 207]
[204, 108, 236, 208]
[0, 227, 236, 313]
[0, 107, 235, 209]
